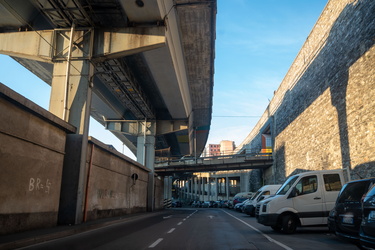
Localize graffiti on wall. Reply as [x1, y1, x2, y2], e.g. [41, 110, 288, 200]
[29, 178, 51, 194]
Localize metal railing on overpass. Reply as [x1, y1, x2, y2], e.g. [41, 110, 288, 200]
[154, 153, 273, 175]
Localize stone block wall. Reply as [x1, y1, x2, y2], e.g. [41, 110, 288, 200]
[271, 0, 375, 182]
[238, 0, 375, 184]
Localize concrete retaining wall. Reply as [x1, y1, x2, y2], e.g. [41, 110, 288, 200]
[84, 138, 150, 221]
[237, 0, 375, 183]
[0, 83, 75, 234]
[0, 83, 165, 234]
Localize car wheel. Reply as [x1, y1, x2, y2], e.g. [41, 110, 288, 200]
[281, 214, 297, 234]
[271, 225, 282, 232]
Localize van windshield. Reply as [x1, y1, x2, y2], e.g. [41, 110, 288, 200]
[251, 190, 262, 200]
[276, 176, 299, 195]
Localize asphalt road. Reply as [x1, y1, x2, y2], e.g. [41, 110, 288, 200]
[21, 208, 360, 250]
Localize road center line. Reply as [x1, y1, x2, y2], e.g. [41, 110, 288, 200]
[177, 222, 183, 225]
[149, 238, 163, 248]
[222, 210, 293, 250]
[167, 228, 175, 234]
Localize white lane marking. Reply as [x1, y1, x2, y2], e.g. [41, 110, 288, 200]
[208, 215, 214, 219]
[149, 238, 163, 248]
[167, 228, 176, 234]
[190, 210, 198, 216]
[163, 215, 172, 219]
[177, 222, 183, 225]
[222, 210, 293, 250]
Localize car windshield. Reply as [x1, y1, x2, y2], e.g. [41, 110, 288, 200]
[337, 181, 370, 203]
[276, 176, 299, 195]
[365, 184, 375, 198]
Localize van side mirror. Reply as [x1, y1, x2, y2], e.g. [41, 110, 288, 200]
[288, 187, 297, 198]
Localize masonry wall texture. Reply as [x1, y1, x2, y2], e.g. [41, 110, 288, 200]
[238, 0, 375, 185]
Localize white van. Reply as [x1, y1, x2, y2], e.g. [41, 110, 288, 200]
[256, 169, 346, 234]
[244, 184, 281, 216]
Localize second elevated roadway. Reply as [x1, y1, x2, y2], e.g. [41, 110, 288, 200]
[154, 153, 273, 176]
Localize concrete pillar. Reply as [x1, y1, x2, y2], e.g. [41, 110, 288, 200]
[199, 177, 204, 201]
[50, 28, 93, 225]
[137, 134, 156, 211]
[214, 177, 218, 201]
[226, 176, 229, 200]
[195, 176, 199, 200]
[163, 176, 169, 201]
[207, 177, 210, 201]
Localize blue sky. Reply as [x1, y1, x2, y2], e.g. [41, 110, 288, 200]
[0, 0, 327, 160]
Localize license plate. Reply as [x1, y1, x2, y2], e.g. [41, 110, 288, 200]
[369, 211, 375, 221]
[342, 216, 354, 224]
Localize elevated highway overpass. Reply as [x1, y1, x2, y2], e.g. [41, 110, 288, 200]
[0, 0, 216, 222]
[0, 0, 216, 162]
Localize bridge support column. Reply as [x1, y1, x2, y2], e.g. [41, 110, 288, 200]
[49, 28, 94, 225]
[194, 177, 198, 200]
[226, 176, 229, 200]
[214, 178, 218, 201]
[137, 133, 156, 211]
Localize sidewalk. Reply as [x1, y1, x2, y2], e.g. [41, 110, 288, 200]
[0, 211, 167, 250]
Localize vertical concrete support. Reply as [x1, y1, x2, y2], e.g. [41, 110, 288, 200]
[214, 178, 218, 201]
[226, 176, 229, 200]
[207, 177, 210, 201]
[198, 176, 204, 201]
[52, 60, 93, 224]
[58, 134, 86, 225]
[240, 172, 250, 192]
[137, 134, 156, 211]
[163, 176, 169, 201]
[194, 177, 198, 200]
[50, 28, 94, 225]
[49, 60, 93, 133]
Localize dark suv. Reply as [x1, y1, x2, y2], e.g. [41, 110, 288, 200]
[360, 184, 375, 248]
[328, 178, 375, 241]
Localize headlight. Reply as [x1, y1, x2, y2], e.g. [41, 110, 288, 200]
[262, 201, 270, 212]
[329, 209, 337, 217]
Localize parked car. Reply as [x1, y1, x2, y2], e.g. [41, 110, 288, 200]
[209, 201, 219, 208]
[328, 178, 375, 242]
[172, 201, 183, 207]
[219, 200, 229, 208]
[233, 192, 254, 199]
[257, 169, 346, 234]
[234, 199, 250, 212]
[244, 185, 281, 216]
[232, 197, 248, 208]
[201, 201, 210, 208]
[360, 183, 375, 248]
